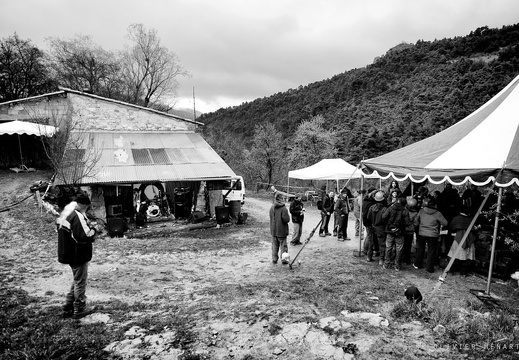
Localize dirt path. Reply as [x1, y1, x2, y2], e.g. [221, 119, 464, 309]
[2, 174, 497, 359]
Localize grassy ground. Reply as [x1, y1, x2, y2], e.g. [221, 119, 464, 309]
[1, 170, 519, 359]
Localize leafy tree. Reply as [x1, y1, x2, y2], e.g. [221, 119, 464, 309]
[288, 115, 337, 169]
[46, 35, 121, 97]
[243, 122, 286, 188]
[0, 33, 55, 101]
[119, 23, 189, 108]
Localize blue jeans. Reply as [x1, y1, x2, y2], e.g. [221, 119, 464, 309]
[66, 262, 89, 311]
[292, 223, 303, 243]
[337, 214, 348, 239]
[272, 236, 288, 263]
[385, 233, 404, 267]
[363, 226, 375, 257]
[320, 212, 331, 234]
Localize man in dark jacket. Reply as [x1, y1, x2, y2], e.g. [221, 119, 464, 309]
[289, 195, 305, 245]
[368, 191, 388, 265]
[381, 196, 409, 271]
[57, 193, 97, 319]
[319, 190, 334, 237]
[270, 192, 291, 264]
[334, 191, 351, 241]
[362, 188, 378, 261]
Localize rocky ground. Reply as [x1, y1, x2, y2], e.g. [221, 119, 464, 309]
[1, 170, 517, 359]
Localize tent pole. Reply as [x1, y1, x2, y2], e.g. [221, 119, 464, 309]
[17, 134, 24, 166]
[486, 187, 503, 295]
[430, 187, 493, 298]
[359, 173, 364, 256]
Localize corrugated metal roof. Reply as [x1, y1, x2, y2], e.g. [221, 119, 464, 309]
[56, 132, 237, 184]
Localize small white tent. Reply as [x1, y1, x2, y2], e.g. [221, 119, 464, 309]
[288, 158, 380, 194]
[289, 159, 363, 181]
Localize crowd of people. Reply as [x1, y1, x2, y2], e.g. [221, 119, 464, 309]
[360, 182, 483, 274]
[269, 181, 487, 275]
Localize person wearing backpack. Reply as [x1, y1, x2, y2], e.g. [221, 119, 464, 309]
[413, 196, 448, 273]
[368, 191, 388, 265]
[382, 196, 409, 271]
[402, 198, 420, 265]
[362, 188, 378, 261]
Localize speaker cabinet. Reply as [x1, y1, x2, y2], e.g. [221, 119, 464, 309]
[107, 218, 125, 237]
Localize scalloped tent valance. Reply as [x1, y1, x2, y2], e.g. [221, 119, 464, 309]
[361, 74, 519, 188]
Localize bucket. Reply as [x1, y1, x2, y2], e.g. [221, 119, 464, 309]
[229, 200, 242, 219]
[215, 206, 229, 224]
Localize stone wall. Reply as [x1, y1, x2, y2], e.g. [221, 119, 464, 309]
[68, 94, 196, 131]
[0, 95, 70, 124]
[0, 92, 197, 132]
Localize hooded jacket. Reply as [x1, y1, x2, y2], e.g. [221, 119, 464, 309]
[382, 201, 408, 235]
[57, 209, 96, 265]
[414, 205, 448, 238]
[270, 198, 290, 237]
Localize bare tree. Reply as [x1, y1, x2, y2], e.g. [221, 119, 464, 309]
[46, 35, 121, 97]
[120, 23, 189, 108]
[0, 33, 56, 101]
[32, 105, 102, 186]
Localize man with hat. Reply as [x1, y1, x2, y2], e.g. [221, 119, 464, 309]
[57, 193, 97, 318]
[367, 191, 388, 265]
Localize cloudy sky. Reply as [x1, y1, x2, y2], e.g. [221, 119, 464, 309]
[1, 0, 518, 113]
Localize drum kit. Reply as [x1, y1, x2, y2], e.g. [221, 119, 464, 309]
[145, 191, 171, 218]
[135, 186, 172, 219]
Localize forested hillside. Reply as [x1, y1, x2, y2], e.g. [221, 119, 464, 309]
[199, 24, 519, 188]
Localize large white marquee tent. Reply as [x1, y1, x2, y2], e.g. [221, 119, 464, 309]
[362, 74, 519, 296]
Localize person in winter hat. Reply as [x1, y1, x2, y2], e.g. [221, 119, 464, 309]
[368, 191, 388, 265]
[57, 193, 97, 319]
[402, 197, 419, 265]
[270, 192, 291, 264]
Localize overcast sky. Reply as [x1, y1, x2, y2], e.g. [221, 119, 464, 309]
[1, 0, 518, 113]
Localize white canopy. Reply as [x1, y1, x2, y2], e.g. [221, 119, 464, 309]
[0, 120, 57, 137]
[0, 120, 57, 170]
[289, 159, 375, 180]
[361, 74, 519, 187]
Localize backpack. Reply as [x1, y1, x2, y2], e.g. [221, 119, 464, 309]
[387, 208, 405, 235]
[362, 200, 375, 226]
[369, 203, 384, 226]
[317, 200, 323, 210]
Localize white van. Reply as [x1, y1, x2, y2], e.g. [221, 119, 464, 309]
[222, 176, 245, 205]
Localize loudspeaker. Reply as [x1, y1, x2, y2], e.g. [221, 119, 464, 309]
[215, 206, 229, 224]
[107, 218, 125, 237]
